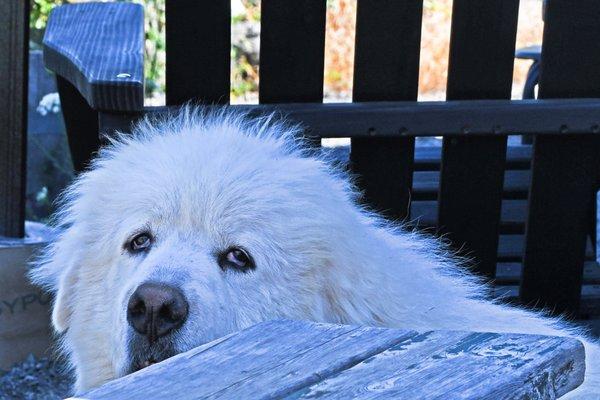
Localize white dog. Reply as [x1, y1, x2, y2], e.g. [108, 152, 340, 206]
[31, 108, 599, 397]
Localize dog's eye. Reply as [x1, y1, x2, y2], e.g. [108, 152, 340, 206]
[129, 233, 152, 253]
[218, 247, 254, 272]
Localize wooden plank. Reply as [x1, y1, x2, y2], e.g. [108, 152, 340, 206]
[438, 0, 520, 279]
[0, 0, 28, 237]
[413, 170, 530, 201]
[81, 320, 418, 399]
[259, 0, 326, 104]
[350, 0, 423, 221]
[413, 202, 598, 243]
[496, 261, 600, 285]
[100, 99, 600, 138]
[497, 235, 596, 262]
[290, 330, 585, 399]
[43, 3, 144, 111]
[579, 285, 600, 316]
[80, 320, 585, 399]
[412, 199, 527, 234]
[165, 0, 230, 104]
[352, 0, 423, 103]
[207, 326, 416, 399]
[493, 285, 600, 317]
[520, 137, 599, 313]
[330, 144, 531, 172]
[497, 235, 595, 262]
[56, 76, 101, 172]
[259, 0, 326, 148]
[414, 145, 532, 171]
[520, 0, 600, 315]
[270, 99, 600, 137]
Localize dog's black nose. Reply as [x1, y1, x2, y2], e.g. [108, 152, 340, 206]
[127, 282, 189, 343]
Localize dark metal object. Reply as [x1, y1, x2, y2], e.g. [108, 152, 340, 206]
[516, 43, 541, 146]
[0, 0, 29, 238]
[515, 45, 541, 101]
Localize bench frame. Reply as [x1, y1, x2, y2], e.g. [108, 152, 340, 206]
[42, 0, 600, 316]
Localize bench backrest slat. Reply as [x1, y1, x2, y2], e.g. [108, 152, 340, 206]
[437, 0, 519, 278]
[259, 0, 326, 148]
[520, 0, 600, 314]
[259, 0, 326, 105]
[349, 0, 423, 222]
[165, 0, 231, 105]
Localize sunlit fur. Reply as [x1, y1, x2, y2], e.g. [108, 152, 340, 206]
[30, 108, 599, 397]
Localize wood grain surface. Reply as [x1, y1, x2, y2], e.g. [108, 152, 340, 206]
[43, 2, 144, 111]
[78, 320, 585, 400]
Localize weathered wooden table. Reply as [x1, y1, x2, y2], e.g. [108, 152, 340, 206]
[74, 320, 585, 399]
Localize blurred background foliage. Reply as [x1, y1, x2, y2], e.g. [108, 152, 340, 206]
[30, 0, 64, 40]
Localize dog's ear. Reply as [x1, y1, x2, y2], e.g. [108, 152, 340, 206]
[50, 259, 78, 333]
[30, 230, 80, 333]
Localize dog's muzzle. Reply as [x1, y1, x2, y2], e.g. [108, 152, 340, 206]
[126, 281, 188, 373]
[127, 282, 189, 344]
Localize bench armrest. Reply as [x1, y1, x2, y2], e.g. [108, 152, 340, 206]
[43, 2, 145, 112]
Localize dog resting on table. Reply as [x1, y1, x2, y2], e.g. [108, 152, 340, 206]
[30, 108, 599, 397]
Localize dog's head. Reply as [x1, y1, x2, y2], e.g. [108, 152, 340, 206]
[30, 109, 393, 392]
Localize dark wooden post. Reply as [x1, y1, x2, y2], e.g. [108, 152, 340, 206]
[520, 0, 600, 315]
[166, 0, 231, 105]
[259, 0, 327, 148]
[350, 0, 423, 223]
[438, 0, 519, 278]
[0, 0, 29, 238]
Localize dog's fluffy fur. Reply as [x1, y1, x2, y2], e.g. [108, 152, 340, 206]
[30, 108, 599, 397]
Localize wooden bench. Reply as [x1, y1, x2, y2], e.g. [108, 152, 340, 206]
[42, 1, 600, 318]
[75, 319, 585, 399]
